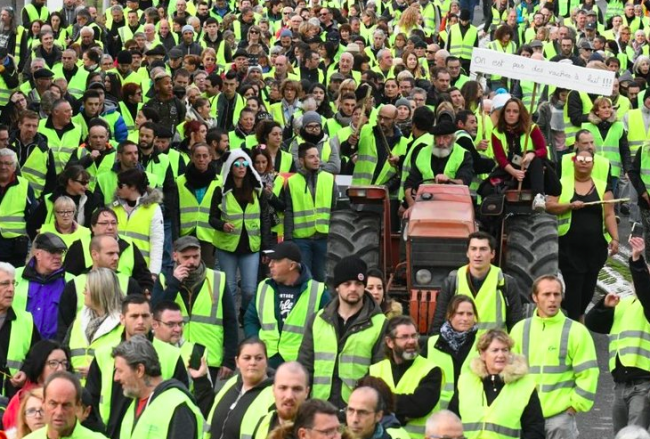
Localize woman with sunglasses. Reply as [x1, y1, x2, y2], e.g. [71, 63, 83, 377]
[546, 147, 618, 320]
[210, 151, 272, 321]
[239, 25, 269, 54]
[27, 165, 102, 240]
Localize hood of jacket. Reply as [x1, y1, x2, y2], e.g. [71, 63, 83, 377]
[113, 186, 164, 207]
[587, 111, 617, 125]
[469, 353, 529, 384]
[220, 149, 263, 193]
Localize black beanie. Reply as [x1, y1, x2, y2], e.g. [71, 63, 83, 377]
[333, 256, 368, 288]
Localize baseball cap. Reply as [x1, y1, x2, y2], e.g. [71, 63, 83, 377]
[173, 236, 201, 252]
[263, 241, 302, 263]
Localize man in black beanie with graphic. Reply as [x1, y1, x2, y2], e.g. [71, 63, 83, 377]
[298, 255, 387, 410]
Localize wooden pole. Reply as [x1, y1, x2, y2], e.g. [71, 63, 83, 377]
[581, 198, 630, 207]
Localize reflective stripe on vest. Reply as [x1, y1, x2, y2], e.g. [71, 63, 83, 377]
[112, 202, 158, 263]
[6, 310, 34, 376]
[39, 122, 83, 174]
[609, 297, 650, 372]
[563, 92, 593, 147]
[311, 311, 386, 402]
[414, 143, 466, 183]
[455, 265, 505, 331]
[257, 279, 324, 361]
[581, 121, 625, 177]
[0, 177, 28, 238]
[448, 24, 478, 60]
[627, 109, 650, 157]
[178, 175, 221, 242]
[558, 172, 609, 241]
[426, 334, 474, 409]
[288, 171, 334, 238]
[68, 320, 123, 376]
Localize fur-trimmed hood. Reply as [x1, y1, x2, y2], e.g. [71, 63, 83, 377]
[587, 110, 617, 125]
[113, 186, 164, 207]
[220, 149, 263, 193]
[469, 353, 529, 384]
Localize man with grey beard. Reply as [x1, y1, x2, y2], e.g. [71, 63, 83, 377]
[0, 7, 19, 58]
[403, 119, 473, 208]
[368, 316, 443, 438]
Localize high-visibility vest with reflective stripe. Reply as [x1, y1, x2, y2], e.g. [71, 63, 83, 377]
[0, 75, 14, 108]
[352, 124, 409, 186]
[426, 334, 475, 409]
[0, 177, 28, 239]
[5, 310, 34, 376]
[558, 172, 610, 241]
[487, 39, 516, 82]
[399, 133, 434, 200]
[558, 0, 580, 16]
[615, 96, 631, 122]
[448, 24, 478, 61]
[20, 145, 48, 197]
[287, 171, 334, 239]
[51, 65, 89, 99]
[369, 356, 438, 439]
[13, 27, 24, 67]
[39, 121, 83, 174]
[118, 101, 142, 133]
[520, 80, 539, 112]
[563, 92, 593, 147]
[581, 121, 625, 177]
[166, 149, 187, 179]
[455, 130, 487, 196]
[120, 385, 204, 439]
[256, 279, 325, 361]
[160, 268, 226, 367]
[640, 147, 650, 195]
[39, 223, 91, 252]
[560, 152, 610, 182]
[627, 109, 650, 157]
[95, 343, 115, 423]
[609, 296, 650, 373]
[492, 124, 545, 158]
[151, 337, 184, 382]
[420, 1, 437, 32]
[13, 267, 73, 315]
[455, 265, 506, 331]
[178, 175, 221, 242]
[143, 154, 171, 188]
[112, 202, 158, 264]
[311, 311, 386, 402]
[72, 272, 129, 315]
[97, 170, 158, 205]
[68, 317, 123, 374]
[76, 148, 116, 192]
[213, 190, 261, 252]
[118, 25, 144, 45]
[511, 313, 598, 418]
[414, 142, 466, 182]
[206, 375, 275, 439]
[253, 411, 275, 439]
[459, 370, 537, 439]
[23, 4, 49, 23]
[271, 174, 286, 235]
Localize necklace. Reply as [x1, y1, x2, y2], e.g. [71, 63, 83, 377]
[491, 374, 498, 392]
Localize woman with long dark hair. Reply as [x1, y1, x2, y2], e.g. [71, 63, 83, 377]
[255, 120, 295, 173]
[209, 151, 272, 318]
[308, 83, 335, 119]
[366, 268, 403, 319]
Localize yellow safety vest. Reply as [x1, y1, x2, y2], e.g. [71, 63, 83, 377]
[287, 171, 334, 239]
[627, 109, 650, 157]
[609, 296, 650, 373]
[448, 23, 478, 60]
[455, 265, 506, 331]
[178, 175, 221, 243]
[0, 177, 28, 239]
[112, 201, 159, 264]
[213, 190, 262, 252]
[38, 120, 83, 174]
[563, 92, 593, 147]
[426, 334, 475, 409]
[581, 121, 625, 178]
[557, 172, 610, 241]
[4, 309, 34, 376]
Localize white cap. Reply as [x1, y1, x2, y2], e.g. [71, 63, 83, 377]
[491, 93, 512, 113]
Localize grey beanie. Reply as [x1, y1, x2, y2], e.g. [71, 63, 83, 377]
[395, 98, 411, 108]
[301, 111, 322, 127]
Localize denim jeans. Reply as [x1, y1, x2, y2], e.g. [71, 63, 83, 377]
[215, 250, 260, 313]
[612, 379, 650, 434]
[294, 238, 328, 282]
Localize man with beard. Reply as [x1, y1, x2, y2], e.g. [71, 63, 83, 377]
[252, 362, 310, 439]
[85, 295, 190, 439]
[244, 241, 329, 367]
[325, 92, 356, 136]
[216, 70, 245, 131]
[454, 110, 496, 197]
[290, 111, 340, 174]
[550, 36, 584, 66]
[284, 143, 338, 282]
[112, 336, 204, 439]
[352, 105, 409, 231]
[152, 236, 238, 383]
[430, 231, 524, 334]
[206, 128, 230, 174]
[403, 120, 473, 208]
[369, 316, 442, 439]
[298, 255, 387, 409]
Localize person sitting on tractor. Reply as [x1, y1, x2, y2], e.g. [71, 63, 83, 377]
[430, 231, 524, 335]
[402, 120, 474, 210]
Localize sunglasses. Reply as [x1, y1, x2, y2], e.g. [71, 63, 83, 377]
[250, 30, 260, 34]
[233, 161, 249, 168]
[575, 156, 594, 163]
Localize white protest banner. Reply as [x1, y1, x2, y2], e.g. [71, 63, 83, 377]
[470, 48, 615, 96]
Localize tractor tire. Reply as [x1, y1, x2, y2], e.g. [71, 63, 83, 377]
[326, 209, 381, 287]
[503, 213, 559, 309]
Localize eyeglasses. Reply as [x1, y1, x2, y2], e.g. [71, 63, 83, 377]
[0, 280, 16, 288]
[575, 156, 594, 164]
[95, 221, 118, 226]
[307, 425, 345, 438]
[233, 161, 249, 168]
[304, 124, 321, 131]
[25, 408, 44, 418]
[156, 320, 185, 328]
[55, 210, 75, 216]
[46, 360, 69, 369]
[250, 30, 260, 34]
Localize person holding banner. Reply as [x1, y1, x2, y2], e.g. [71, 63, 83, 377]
[485, 98, 561, 211]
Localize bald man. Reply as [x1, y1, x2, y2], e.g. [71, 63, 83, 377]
[425, 410, 464, 439]
[346, 386, 410, 439]
[252, 362, 310, 439]
[352, 104, 410, 231]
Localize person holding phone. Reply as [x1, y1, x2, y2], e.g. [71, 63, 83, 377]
[585, 236, 650, 434]
[546, 148, 619, 321]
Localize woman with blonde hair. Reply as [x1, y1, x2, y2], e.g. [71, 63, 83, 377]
[66, 268, 125, 379]
[335, 79, 358, 107]
[394, 6, 422, 36]
[16, 388, 45, 439]
[201, 47, 218, 74]
[457, 329, 545, 438]
[39, 196, 91, 250]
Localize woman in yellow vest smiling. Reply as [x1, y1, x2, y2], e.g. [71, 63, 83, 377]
[545, 148, 619, 321]
[425, 295, 479, 414]
[457, 329, 545, 439]
[205, 338, 274, 439]
[66, 268, 124, 380]
[209, 150, 272, 320]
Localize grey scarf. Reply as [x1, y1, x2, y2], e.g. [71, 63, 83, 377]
[440, 321, 477, 353]
[183, 261, 207, 290]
